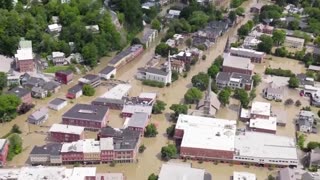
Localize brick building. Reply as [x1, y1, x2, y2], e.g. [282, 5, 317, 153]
[0, 139, 9, 167]
[222, 55, 254, 75]
[121, 104, 153, 118]
[49, 124, 85, 142]
[14, 38, 34, 72]
[66, 84, 83, 99]
[8, 87, 32, 104]
[230, 47, 265, 63]
[108, 44, 144, 69]
[125, 112, 150, 136]
[62, 104, 109, 130]
[78, 74, 101, 88]
[55, 70, 73, 84]
[29, 143, 62, 165]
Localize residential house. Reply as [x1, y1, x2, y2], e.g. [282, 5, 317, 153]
[141, 28, 158, 48]
[263, 82, 285, 101]
[31, 86, 47, 99]
[297, 110, 315, 133]
[165, 39, 176, 47]
[48, 24, 62, 34]
[43, 81, 61, 94]
[0, 139, 9, 167]
[166, 10, 181, 19]
[229, 47, 265, 63]
[309, 148, 320, 168]
[284, 36, 305, 49]
[125, 112, 150, 136]
[243, 36, 261, 49]
[308, 65, 320, 73]
[14, 38, 34, 72]
[216, 72, 253, 91]
[255, 24, 274, 34]
[8, 87, 32, 104]
[108, 44, 144, 69]
[49, 124, 85, 142]
[250, 3, 263, 13]
[28, 107, 49, 125]
[98, 66, 116, 80]
[52, 52, 66, 66]
[78, 74, 101, 88]
[48, 98, 67, 111]
[192, 36, 212, 49]
[55, 70, 73, 84]
[23, 77, 45, 90]
[85, 25, 100, 34]
[66, 84, 83, 99]
[171, 59, 185, 73]
[222, 55, 254, 75]
[62, 104, 109, 130]
[141, 2, 156, 10]
[29, 143, 62, 165]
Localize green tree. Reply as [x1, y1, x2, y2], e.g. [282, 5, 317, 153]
[144, 123, 158, 137]
[250, 88, 256, 101]
[252, 74, 261, 87]
[82, 84, 95, 96]
[169, 104, 188, 120]
[152, 100, 167, 114]
[288, 20, 300, 30]
[0, 94, 21, 122]
[288, 76, 299, 88]
[228, 11, 237, 22]
[82, 43, 98, 67]
[166, 124, 176, 138]
[234, 89, 250, 108]
[257, 35, 273, 54]
[7, 133, 22, 161]
[207, 65, 220, 78]
[131, 38, 142, 45]
[315, 36, 320, 47]
[11, 124, 22, 134]
[185, 38, 192, 47]
[218, 88, 232, 106]
[274, 47, 288, 57]
[172, 71, 179, 82]
[297, 134, 305, 149]
[272, 29, 286, 46]
[188, 11, 209, 29]
[155, 43, 178, 57]
[161, 144, 177, 160]
[235, 7, 245, 15]
[184, 87, 203, 104]
[191, 72, 210, 91]
[268, 175, 276, 180]
[0, 0, 13, 10]
[139, 144, 146, 153]
[0, 72, 7, 91]
[148, 173, 158, 180]
[120, 0, 143, 32]
[151, 19, 161, 31]
[307, 141, 320, 151]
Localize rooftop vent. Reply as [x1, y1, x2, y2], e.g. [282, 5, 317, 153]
[78, 109, 95, 114]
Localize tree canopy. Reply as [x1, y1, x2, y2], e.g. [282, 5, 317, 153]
[155, 43, 178, 57]
[152, 100, 167, 114]
[144, 123, 158, 137]
[7, 133, 22, 161]
[257, 35, 273, 54]
[0, 72, 7, 91]
[272, 29, 286, 46]
[169, 104, 188, 120]
[288, 76, 299, 88]
[191, 72, 210, 91]
[184, 87, 203, 104]
[234, 89, 250, 108]
[82, 84, 95, 96]
[161, 144, 177, 160]
[218, 88, 232, 106]
[0, 94, 21, 122]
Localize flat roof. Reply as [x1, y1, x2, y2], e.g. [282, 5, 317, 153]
[61, 139, 100, 153]
[69, 167, 96, 180]
[18, 166, 67, 180]
[233, 172, 256, 180]
[8, 87, 30, 98]
[99, 84, 131, 100]
[49, 124, 84, 135]
[99, 66, 116, 75]
[234, 132, 298, 160]
[49, 98, 66, 106]
[100, 137, 114, 151]
[109, 44, 143, 66]
[285, 36, 305, 43]
[251, 101, 271, 117]
[249, 117, 277, 131]
[223, 55, 254, 71]
[0, 139, 7, 151]
[309, 65, 320, 71]
[138, 92, 157, 100]
[63, 104, 108, 122]
[177, 114, 236, 151]
[158, 162, 206, 180]
[122, 104, 153, 115]
[15, 49, 33, 61]
[127, 112, 149, 128]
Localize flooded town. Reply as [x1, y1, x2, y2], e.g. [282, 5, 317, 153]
[0, 0, 320, 180]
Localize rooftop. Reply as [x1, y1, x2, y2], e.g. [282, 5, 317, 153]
[8, 87, 30, 98]
[0, 55, 13, 73]
[68, 84, 83, 93]
[99, 127, 140, 150]
[233, 171, 256, 180]
[29, 107, 48, 120]
[52, 51, 65, 58]
[126, 112, 149, 128]
[78, 74, 100, 84]
[100, 138, 114, 151]
[49, 124, 84, 135]
[230, 47, 265, 58]
[158, 162, 208, 180]
[99, 84, 131, 100]
[56, 70, 73, 75]
[249, 117, 277, 131]
[234, 132, 298, 160]
[122, 104, 153, 116]
[49, 98, 66, 106]
[99, 66, 116, 75]
[0, 139, 7, 151]
[251, 101, 271, 117]
[30, 143, 62, 156]
[96, 173, 125, 180]
[61, 139, 100, 153]
[63, 104, 108, 122]
[138, 92, 157, 100]
[177, 114, 236, 151]
[216, 72, 252, 84]
[223, 55, 254, 71]
[145, 67, 169, 76]
[308, 65, 320, 72]
[141, 28, 157, 43]
[109, 44, 143, 66]
[285, 36, 305, 43]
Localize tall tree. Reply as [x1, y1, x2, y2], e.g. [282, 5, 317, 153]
[0, 72, 7, 91]
[120, 0, 143, 32]
[82, 43, 98, 67]
[257, 35, 273, 54]
[272, 29, 286, 46]
[218, 88, 231, 106]
[191, 72, 209, 91]
[184, 87, 203, 104]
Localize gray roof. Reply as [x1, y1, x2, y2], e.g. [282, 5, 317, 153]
[264, 83, 284, 95]
[127, 112, 149, 128]
[145, 67, 169, 76]
[297, 73, 314, 86]
[109, 44, 143, 65]
[81, 74, 100, 82]
[55, 70, 73, 75]
[92, 97, 125, 105]
[223, 55, 254, 71]
[310, 148, 320, 165]
[216, 72, 252, 84]
[24, 77, 45, 88]
[63, 104, 108, 122]
[99, 127, 140, 150]
[141, 28, 157, 44]
[30, 143, 62, 156]
[314, 47, 320, 55]
[99, 66, 115, 75]
[278, 167, 297, 180]
[8, 87, 31, 98]
[31, 86, 46, 93]
[49, 98, 66, 106]
[68, 84, 83, 93]
[29, 107, 48, 120]
[43, 81, 60, 91]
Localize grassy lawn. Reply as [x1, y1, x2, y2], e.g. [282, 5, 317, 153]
[44, 66, 71, 73]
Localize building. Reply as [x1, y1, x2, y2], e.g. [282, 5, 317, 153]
[96, 173, 125, 180]
[250, 3, 263, 13]
[31, 86, 47, 99]
[14, 38, 34, 72]
[108, 44, 144, 69]
[62, 104, 109, 130]
[297, 73, 315, 87]
[125, 112, 149, 136]
[302, 172, 320, 180]
[229, 47, 265, 63]
[92, 84, 132, 109]
[250, 101, 271, 119]
[85, 25, 100, 33]
[28, 107, 49, 125]
[0, 139, 9, 167]
[308, 65, 320, 72]
[216, 72, 253, 91]
[49, 124, 85, 142]
[138, 92, 157, 104]
[233, 171, 256, 180]
[98, 66, 116, 80]
[121, 104, 153, 118]
[78, 74, 101, 88]
[52, 52, 65, 65]
[48, 23, 62, 34]
[141, 28, 158, 48]
[0, 55, 13, 73]
[243, 36, 261, 49]
[66, 84, 83, 99]
[277, 167, 302, 180]
[43, 81, 61, 94]
[309, 148, 320, 168]
[55, 70, 73, 84]
[166, 9, 181, 19]
[171, 59, 185, 73]
[297, 110, 315, 133]
[158, 162, 212, 180]
[29, 143, 62, 165]
[222, 55, 254, 75]
[234, 132, 298, 167]
[249, 117, 277, 134]
[175, 114, 237, 161]
[263, 82, 285, 101]
[48, 98, 67, 111]
[8, 87, 32, 104]
[284, 36, 305, 49]
[255, 24, 274, 34]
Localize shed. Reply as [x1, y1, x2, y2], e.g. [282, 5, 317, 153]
[48, 98, 67, 111]
[28, 107, 49, 125]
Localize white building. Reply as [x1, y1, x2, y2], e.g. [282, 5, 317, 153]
[48, 24, 62, 34]
[49, 124, 84, 137]
[250, 101, 271, 118]
[263, 82, 285, 101]
[98, 66, 116, 80]
[48, 98, 67, 111]
[249, 117, 277, 134]
[85, 25, 100, 33]
[284, 36, 305, 49]
[158, 162, 210, 180]
[233, 171, 256, 180]
[52, 51, 66, 65]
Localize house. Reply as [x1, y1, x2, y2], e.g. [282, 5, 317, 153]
[52, 52, 66, 65]
[8, 87, 32, 104]
[216, 72, 253, 91]
[166, 9, 181, 19]
[49, 124, 85, 142]
[7, 74, 21, 87]
[14, 38, 34, 72]
[98, 66, 116, 80]
[173, 34, 184, 45]
[243, 36, 261, 49]
[263, 82, 285, 101]
[28, 107, 49, 125]
[141, 2, 156, 9]
[55, 70, 73, 84]
[66, 84, 83, 99]
[192, 36, 212, 49]
[78, 74, 101, 88]
[309, 148, 320, 168]
[48, 24, 62, 34]
[255, 24, 274, 34]
[22, 76, 45, 90]
[67, 53, 84, 64]
[125, 112, 150, 136]
[158, 162, 212, 180]
[48, 98, 67, 111]
[108, 44, 144, 69]
[29, 143, 62, 165]
[284, 36, 305, 49]
[31, 86, 47, 99]
[92, 84, 131, 109]
[302, 172, 320, 180]
[43, 81, 61, 94]
[141, 28, 158, 48]
[0, 139, 9, 167]
[165, 39, 176, 47]
[171, 59, 185, 73]
[62, 104, 109, 130]
[233, 172, 256, 180]
[222, 55, 254, 75]
[121, 104, 153, 118]
[297, 110, 315, 133]
[85, 25, 100, 33]
[250, 3, 263, 13]
[229, 47, 265, 63]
